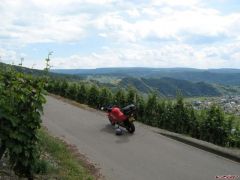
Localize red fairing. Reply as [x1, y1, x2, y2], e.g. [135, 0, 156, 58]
[108, 107, 127, 122]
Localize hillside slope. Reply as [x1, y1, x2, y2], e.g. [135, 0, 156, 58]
[119, 77, 221, 97]
[0, 63, 229, 97]
[52, 67, 240, 85]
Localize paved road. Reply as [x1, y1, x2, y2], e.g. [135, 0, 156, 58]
[42, 96, 240, 180]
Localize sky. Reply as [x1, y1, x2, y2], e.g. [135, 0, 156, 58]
[0, 0, 240, 69]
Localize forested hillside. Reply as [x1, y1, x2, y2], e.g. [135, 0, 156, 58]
[119, 77, 221, 97]
[52, 67, 240, 85]
[0, 62, 83, 81]
[1, 63, 224, 97]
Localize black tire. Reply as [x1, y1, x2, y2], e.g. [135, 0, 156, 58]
[126, 121, 135, 134]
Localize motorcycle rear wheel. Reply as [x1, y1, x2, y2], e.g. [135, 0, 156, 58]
[125, 121, 135, 134]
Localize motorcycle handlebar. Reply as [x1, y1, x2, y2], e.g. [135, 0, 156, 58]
[100, 106, 112, 112]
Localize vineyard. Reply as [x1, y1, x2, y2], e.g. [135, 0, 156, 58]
[0, 66, 94, 179]
[0, 67, 46, 179]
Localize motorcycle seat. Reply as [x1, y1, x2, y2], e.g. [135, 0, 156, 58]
[122, 104, 136, 115]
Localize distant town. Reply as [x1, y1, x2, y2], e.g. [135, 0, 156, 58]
[191, 96, 240, 116]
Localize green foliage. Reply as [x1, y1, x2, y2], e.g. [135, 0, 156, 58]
[51, 67, 240, 86]
[145, 93, 158, 125]
[59, 80, 69, 97]
[0, 67, 46, 178]
[161, 102, 175, 131]
[135, 95, 145, 122]
[126, 87, 137, 104]
[99, 87, 113, 107]
[227, 122, 240, 147]
[87, 85, 100, 108]
[76, 83, 88, 104]
[173, 94, 190, 133]
[114, 89, 127, 107]
[48, 79, 60, 94]
[44, 51, 53, 73]
[199, 106, 233, 146]
[118, 76, 222, 97]
[187, 106, 200, 138]
[66, 83, 78, 100]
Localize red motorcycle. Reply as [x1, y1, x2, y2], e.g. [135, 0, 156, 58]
[101, 104, 136, 135]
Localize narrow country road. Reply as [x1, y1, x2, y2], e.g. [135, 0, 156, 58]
[42, 96, 240, 180]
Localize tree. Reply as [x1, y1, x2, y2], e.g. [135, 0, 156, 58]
[59, 80, 68, 97]
[173, 94, 189, 133]
[187, 105, 199, 138]
[135, 94, 145, 122]
[156, 101, 166, 128]
[114, 89, 127, 107]
[126, 87, 137, 104]
[76, 83, 88, 104]
[145, 93, 158, 125]
[228, 121, 240, 147]
[52, 80, 61, 94]
[163, 101, 175, 131]
[99, 87, 113, 107]
[87, 85, 100, 108]
[66, 83, 78, 100]
[200, 105, 228, 146]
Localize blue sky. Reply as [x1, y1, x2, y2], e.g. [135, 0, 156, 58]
[0, 0, 239, 69]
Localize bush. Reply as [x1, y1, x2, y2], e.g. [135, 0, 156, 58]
[0, 67, 46, 179]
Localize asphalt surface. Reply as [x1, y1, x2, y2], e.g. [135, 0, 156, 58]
[42, 96, 240, 180]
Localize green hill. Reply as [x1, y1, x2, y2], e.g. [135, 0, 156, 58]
[119, 77, 221, 97]
[0, 62, 83, 81]
[0, 63, 234, 97]
[52, 67, 240, 85]
[118, 77, 152, 93]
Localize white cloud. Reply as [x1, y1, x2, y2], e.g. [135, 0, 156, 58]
[0, 48, 36, 67]
[0, 48, 18, 64]
[126, 9, 141, 18]
[30, 0, 115, 8]
[52, 41, 240, 69]
[0, 0, 90, 46]
[1, 0, 239, 45]
[0, 0, 240, 69]
[151, 0, 201, 7]
[93, 4, 240, 43]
